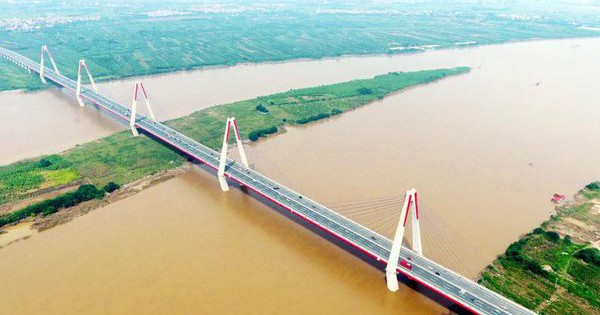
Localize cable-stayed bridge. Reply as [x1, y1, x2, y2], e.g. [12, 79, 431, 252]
[0, 46, 537, 315]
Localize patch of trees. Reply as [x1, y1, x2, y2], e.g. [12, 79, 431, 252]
[0, 184, 105, 228]
[533, 227, 545, 235]
[296, 113, 331, 124]
[545, 231, 561, 242]
[256, 104, 269, 113]
[249, 126, 278, 141]
[504, 238, 549, 277]
[37, 154, 71, 170]
[575, 248, 600, 267]
[103, 182, 120, 193]
[357, 87, 374, 95]
[585, 182, 600, 191]
[38, 158, 53, 168]
[505, 239, 526, 261]
[296, 109, 345, 125]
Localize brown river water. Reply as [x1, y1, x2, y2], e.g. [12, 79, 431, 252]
[1, 38, 600, 314]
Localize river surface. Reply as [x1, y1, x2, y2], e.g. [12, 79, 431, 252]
[1, 38, 600, 314]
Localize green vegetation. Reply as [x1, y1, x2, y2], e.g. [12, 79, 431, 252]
[167, 68, 468, 150]
[481, 230, 600, 314]
[0, 67, 468, 219]
[249, 126, 278, 141]
[480, 182, 600, 315]
[582, 181, 600, 199]
[0, 1, 597, 92]
[103, 182, 121, 193]
[0, 184, 105, 228]
[575, 248, 600, 267]
[0, 154, 80, 204]
[256, 104, 269, 114]
[585, 182, 600, 191]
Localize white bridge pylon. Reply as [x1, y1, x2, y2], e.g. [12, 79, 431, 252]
[386, 188, 423, 292]
[39, 45, 59, 83]
[76, 59, 98, 107]
[129, 81, 157, 136]
[217, 117, 249, 191]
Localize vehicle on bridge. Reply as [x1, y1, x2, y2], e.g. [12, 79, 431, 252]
[400, 259, 413, 270]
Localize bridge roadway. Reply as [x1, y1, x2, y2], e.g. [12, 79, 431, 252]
[1, 47, 537, 315]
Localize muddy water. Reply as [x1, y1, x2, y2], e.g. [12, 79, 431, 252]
[0, 44, 498, 165]
[1, 37, 596, 165]
[245, 38, 600, 277]
[0, 222, 35, 248]
[0, 169, 444, 315]
[1, 38, 600, 314]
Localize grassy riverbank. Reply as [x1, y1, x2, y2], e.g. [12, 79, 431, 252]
[0, 67, 469, 227]
[0, 2, 596, 92]
[479, 184, 600, 315]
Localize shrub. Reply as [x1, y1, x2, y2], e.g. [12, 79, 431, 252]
[585, 182, 600, 191]
[523, 259, 547, 277]
[41, 206, 57, 216]
[296, 113, 330, 124]
[533, 228, 545, 234]
[39, 154, 71, 170]
[0, 184, 105, 228]
[249, 126, 278, 141]
[38, 158, 52, 168]
[506, 241, 524, 261]
[545, 231, 561, 242]
[575, 248, 600, 267]
[357, 87, 373, 95]
[256, 104, 269, 113]
[103, 181, 121, 193]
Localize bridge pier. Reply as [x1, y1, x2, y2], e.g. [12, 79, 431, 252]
[76, 59, 98, 107]
[217, 117, 249, 191]
[129, 81, 156, 136]
[39, 45, 59, 84]
[386, 189, 422, 292]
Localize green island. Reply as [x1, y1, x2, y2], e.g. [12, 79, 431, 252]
[479, 183, 600, 315]
[0, 67, 469, 228]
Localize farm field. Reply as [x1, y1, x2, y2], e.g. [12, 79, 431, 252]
[0, 0, 598, 92]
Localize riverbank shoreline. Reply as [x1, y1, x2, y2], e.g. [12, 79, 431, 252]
[3, 36, 598, 97]
[478, 183, 600, 314]
[0, 163, 190, 246]
[0, 67, 468, 237]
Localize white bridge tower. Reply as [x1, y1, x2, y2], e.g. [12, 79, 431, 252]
[217, 117, 249, 191]
[76, 59, 98, 106]
[129, 81, 157, 137]
[385, 188, 423, 292]
[39, 45, 59, 83]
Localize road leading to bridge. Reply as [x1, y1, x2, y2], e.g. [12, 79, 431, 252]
[0, 46, 537, 315]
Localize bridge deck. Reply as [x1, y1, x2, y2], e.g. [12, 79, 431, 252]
[0, 47, 536, 315]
